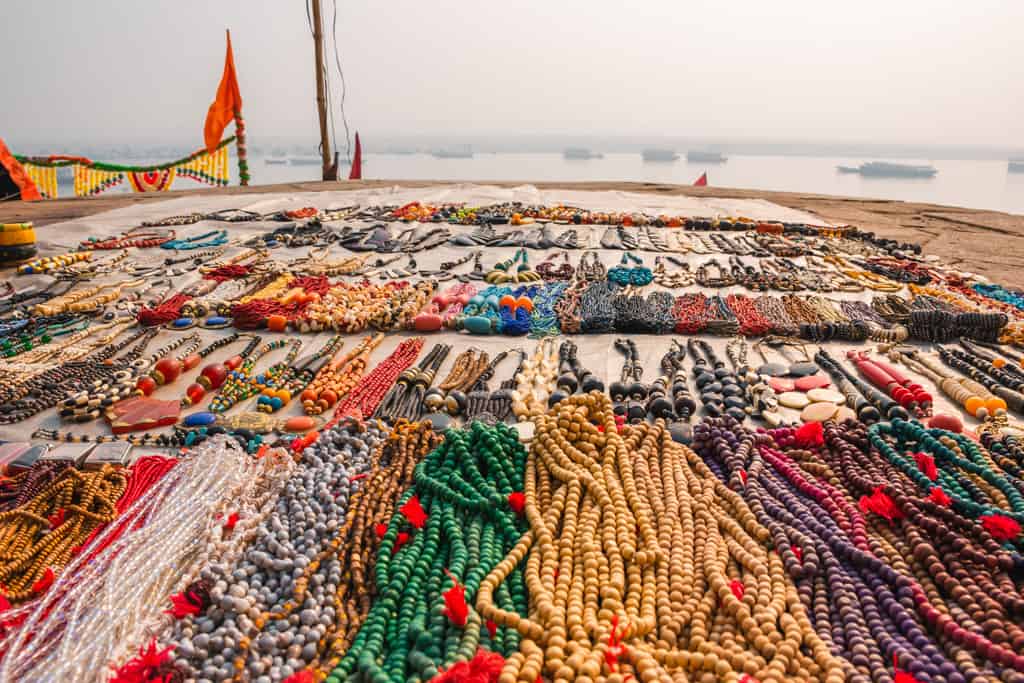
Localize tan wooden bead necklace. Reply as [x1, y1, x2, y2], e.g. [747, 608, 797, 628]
[477, 393, 845, 683]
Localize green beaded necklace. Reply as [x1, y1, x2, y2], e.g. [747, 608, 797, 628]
[329, 422, 529, 683]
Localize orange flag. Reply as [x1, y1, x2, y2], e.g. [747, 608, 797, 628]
[693, 172, 708, 187]
[348, 132, 362, 180]
[204, 30, 243, 153]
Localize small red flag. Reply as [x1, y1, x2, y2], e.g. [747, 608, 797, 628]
[349, 132, 363, 180]
[693, 172, 708, 187]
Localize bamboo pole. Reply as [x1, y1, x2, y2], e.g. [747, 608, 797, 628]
[311, 0, 336, 181]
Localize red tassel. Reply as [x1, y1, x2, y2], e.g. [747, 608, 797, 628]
[31, 567, 55, 594]
[486, 619, 497, 639]
[350, 472, 369, 482]
[223, 512, 240, 532]
[912, 452, 937, 481]
[394, 531, 411, 552]
[430, 648, 504, 683]
[928, 487, 952, 507]
[980, 514, 1021, 541]
[442, 569, 469, 627]
[790, 544, 803, 562]
[507, 492, 526, 515]
[738, 469, 748, 485]
[729, 579, 745, 601]
[739, 676, 761, 683]
[47, 508, 66, 529]
[375, 523, 388, 539]
[166, 589, 204, 619]
[794, 421, 824, 447]
[603, 614, 629, 672]
[893, 654, 924, 683]
[282, 671, 315, 683]
[400, 495, 428, 529]
[858, 486, 903, 522]
[0, 594, 9, 614]
[109, 638, 177, 683]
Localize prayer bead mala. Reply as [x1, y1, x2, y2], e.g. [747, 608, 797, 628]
[0, 464, 127, 603]
[313, 422, 441, 673]
[0, 460, 71, 512]
[301, 334, 384, 415]
[478, 394, 845, 683]
[333, 422, 528, 682]
[697, 417, 1000, 683]
[0, 438, 293, 682]
[158, 422, 385, 683]
[818, 420, 1024, 677]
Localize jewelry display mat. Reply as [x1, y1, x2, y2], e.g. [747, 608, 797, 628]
[4, 184, 972, 447]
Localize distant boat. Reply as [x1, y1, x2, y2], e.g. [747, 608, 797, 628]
[564, 147, 603, 160]
[641, 148, 679, 162]
[432, 147, 473, 159]
[265, 157, 288, 165]
[686, 150, 727, 163]
[836, 161, 937, 178]
[1009, 160, 1024, 173]
[289, 157, 323, 166]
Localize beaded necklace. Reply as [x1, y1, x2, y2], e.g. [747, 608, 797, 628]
[332, 337, 425, 421]
[938, 345, 1024, 413]
[905, 347, 1009, 421]
[180, 334, 263, 407]
[58, 332, 200, 422]
[479, 396, 845, 682]
[333, 422, 528, 682]
[510, 338, 557, 424]
[689, 338, 748, 421]
[610, 337, 646, 421]
[607, 252, 653, 286]
[463, 349, 525, 424]
[254, 335, 344, 413]
[815, 348, 907, 422]
[647, 340, 696, 441]
[208, 339, 300, 413]
[301, 333, 384, 415]
[159, 229, 229, 250]
[422, 348, 490, 423]
[375, 343, 451, 423]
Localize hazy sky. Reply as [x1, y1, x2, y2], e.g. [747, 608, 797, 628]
[4, 1, 1023, 148]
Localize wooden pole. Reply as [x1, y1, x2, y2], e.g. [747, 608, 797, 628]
[311, 0, 336, 181]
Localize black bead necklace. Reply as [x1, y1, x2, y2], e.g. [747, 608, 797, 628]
[610, 338, 646, 422]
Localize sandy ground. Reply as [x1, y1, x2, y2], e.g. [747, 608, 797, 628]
[3, 179, 1022, 284]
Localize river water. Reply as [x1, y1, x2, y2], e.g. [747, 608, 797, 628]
[63, 152, 1024, 215]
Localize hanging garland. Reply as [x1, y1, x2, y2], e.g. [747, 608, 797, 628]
[22, 164, 57, 199]
[176, 143, 229, 187]
[15, 136, 236, 198]
[126, 168, 177, 193]
[73, 166, 124, 196]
